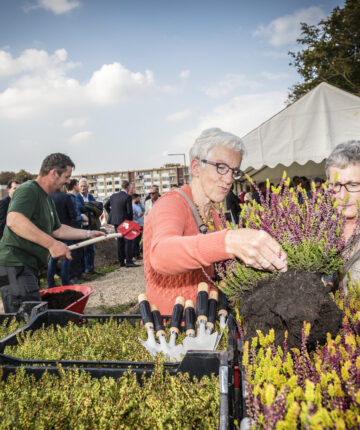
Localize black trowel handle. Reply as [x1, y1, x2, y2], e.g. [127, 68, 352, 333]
[196, 282, 209, 322]
[138, 293, 154, 329]
[185, 300, 196, 336]
[151, 305, 165, 338]
[170, 296, 184, 333]
[207, 290, 218, 331]
[218, 284, 228, 319]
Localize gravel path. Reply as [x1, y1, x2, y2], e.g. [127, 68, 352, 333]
[85, 261, 146, 314]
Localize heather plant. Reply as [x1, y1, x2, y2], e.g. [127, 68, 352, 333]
[4, 318, 228, 361]
[217, 174, 351, 302]
[240, 281, 360, 429]
[0, 358, 219, 429]
[0, 318, 23, 340]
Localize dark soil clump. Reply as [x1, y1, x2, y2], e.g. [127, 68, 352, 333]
[239, 269, 343, 350]
[42, 290, 84, 309]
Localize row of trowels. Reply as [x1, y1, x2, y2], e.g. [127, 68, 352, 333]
[138, 282, 228, 361]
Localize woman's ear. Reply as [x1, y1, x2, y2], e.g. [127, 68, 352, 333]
[191, 158, 201, 177]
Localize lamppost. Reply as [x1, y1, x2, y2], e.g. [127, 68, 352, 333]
[168, 153, 187, 184]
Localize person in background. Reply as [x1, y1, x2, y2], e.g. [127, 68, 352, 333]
[132, 193, 145, 260]
[0, 180, 20, 240]
[326, 140, 360, 287]
[47, 185, 78, 287]
[67, 179, 88, 283]
[144, 186, 159, 218]
[239, 184, 250, 204]
[105, 180, 138, 267]
[76, 178, 99, 275]
[225, 184, 240, 224]
[143, 128, 287, 315]
[145, 185, 160, 201]
[311, 176, 324, 194]
[0, 153, 105, 312]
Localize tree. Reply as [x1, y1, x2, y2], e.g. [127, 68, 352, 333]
[0, 171, 16, 185]
[14, 169, 36, 183]
[288, 0, 360, 103]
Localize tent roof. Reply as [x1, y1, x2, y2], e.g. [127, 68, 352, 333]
[241, 82, 360, 170]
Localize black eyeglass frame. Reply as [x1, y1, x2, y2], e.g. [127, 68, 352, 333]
[328, 182, 360, 193]
[201, 159, 244, 180]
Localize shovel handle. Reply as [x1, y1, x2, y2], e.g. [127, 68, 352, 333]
[218, 287, 228, 318]
[138, 294, 154, 329]
[170, 297, 184, 334]
[69, 233, 121, 250]
[185, 300, 195, 336]
[207, 290, 218, 330]
[151, 305, 165, 337]
[196, 282, 209, 322]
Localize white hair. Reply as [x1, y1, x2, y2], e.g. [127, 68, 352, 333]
[79, 177, 89, 185]
[326, 140, 360, 177]
[189, 128, 246, 167]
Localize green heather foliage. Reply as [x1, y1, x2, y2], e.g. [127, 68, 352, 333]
[240, 281, 360, 429]
[4, 318, 228, 361]
[0, 359, 219, 429]
[0, 318, 23, 340]
[217, 176, 351, 303]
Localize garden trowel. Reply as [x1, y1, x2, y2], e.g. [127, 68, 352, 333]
[151, 305, 180, 361]
[167, 297, 185, 361]
[214, 285, 229, 350]
[183, 283, 218, 352]
[138, 294, 161, 358]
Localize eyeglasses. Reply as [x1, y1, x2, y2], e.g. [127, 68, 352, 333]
[201, 159, 244, 180]
[328, 182, 360, 193]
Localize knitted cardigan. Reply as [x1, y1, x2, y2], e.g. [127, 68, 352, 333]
[143, 184, 230, 315]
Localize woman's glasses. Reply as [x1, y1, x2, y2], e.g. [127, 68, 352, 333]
[201, 159, 244, 180]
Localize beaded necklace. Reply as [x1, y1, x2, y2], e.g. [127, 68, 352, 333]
[194, 203, 215, 231]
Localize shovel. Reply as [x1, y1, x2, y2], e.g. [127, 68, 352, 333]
[183, 282, 218, 352]
[69, 220, 141, 250]
[167, 296, 185, 361]
[138, 293, 161, 358]
[151, 305, 178, 360]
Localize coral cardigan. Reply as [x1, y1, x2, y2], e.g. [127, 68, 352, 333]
[143, 184, 231, 315]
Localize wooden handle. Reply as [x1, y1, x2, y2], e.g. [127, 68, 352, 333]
[69, 233, 121, 250]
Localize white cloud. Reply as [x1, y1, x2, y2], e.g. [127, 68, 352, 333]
[0, 48, 158, 119]
[170, 91, 287, 152]
[0, 48, 76, 78]
[261, 71, 290, 80]
[68, 131, 92, 145]
[179, 70, 190, 80]
[62, 116, 88, 128]
[24, 0, 81, 15]
[166, 109, 193, 122]
[253, 6, 326, 47]
[86, 63, 155, 105]
[203, 74, 261, 98]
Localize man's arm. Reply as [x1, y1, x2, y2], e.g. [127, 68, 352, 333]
[7, 211, 71, 259]
[52, 224, 105, 241]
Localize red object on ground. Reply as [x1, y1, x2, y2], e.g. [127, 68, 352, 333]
[40, 285, 94, 314]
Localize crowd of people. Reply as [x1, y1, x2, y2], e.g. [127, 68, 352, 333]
[0, 129, 359, 314]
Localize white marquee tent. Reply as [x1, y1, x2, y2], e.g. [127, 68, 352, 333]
[240, 82, 360, 185]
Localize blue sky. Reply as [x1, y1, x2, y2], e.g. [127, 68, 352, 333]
[0, 0, 343, 174]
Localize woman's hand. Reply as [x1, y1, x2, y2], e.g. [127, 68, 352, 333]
[225, 228, 287, 272]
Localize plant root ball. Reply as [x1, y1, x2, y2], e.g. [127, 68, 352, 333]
[238, 269, 343, 350]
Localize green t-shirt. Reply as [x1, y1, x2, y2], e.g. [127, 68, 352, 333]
[0, 180, 61, 274]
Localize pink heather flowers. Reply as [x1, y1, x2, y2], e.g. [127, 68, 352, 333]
[216, 174, 354, 300]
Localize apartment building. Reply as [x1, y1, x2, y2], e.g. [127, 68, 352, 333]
[74, 165, 189, 202]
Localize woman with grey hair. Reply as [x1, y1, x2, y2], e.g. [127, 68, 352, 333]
[326, 140, 360, 285]
[143, 127, 287, 315]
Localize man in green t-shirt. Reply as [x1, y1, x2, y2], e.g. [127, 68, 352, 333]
[0, 153, 105, 313]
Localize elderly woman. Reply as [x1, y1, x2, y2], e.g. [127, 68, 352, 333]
[143, 128, 287, 315]
[326, 140, 360, 285]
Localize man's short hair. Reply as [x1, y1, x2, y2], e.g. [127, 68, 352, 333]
[7, 179, 20, 189]
[122, 180, 130, 189]
[39, 153, 75, 177]
[132, 193, 139, 199]
[79, 177, 88, 185]
[67, 178, 78, 191]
